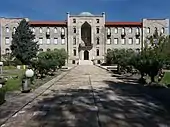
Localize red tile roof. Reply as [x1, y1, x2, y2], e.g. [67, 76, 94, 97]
[105, 22, 142, 27]
[29, 21, 67, 26]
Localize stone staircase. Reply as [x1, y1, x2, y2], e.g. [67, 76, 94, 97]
[79, 60, 93, 65]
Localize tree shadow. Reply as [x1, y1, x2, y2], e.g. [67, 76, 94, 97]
[24, 80, 170, 127]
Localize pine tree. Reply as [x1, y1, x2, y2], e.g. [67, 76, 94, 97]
[10, 19, 39, 65]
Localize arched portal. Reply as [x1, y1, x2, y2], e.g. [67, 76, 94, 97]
[84, 50, 89, 60]
[81, 22, 91, 46]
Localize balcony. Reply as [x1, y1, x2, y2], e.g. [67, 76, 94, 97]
[79, 43, 93, 49]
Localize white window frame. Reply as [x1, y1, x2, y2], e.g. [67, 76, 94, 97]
[161, 27, 165, 34]
[61, 38, 65, 44]
[5, 37, 10, 45]
[114, 28, 118, 34]
[114, 38, 118, 45]
[107, 38, 111, 45]
[46, 38, 50, 44]
[128, 38, 133, 45]
[47, 27, 50, 33]
[121, 38, 125, 45]
[136, 38, 140, 45]
[54, 27, 57, 33]
[129, 27, 132, 33]
[39, 27, 42, 33]
[6, 27, 9, 33]
[147, 27, 150, 33]
[54, 38, 58, 44]
[122, 28, 125, 34]
[39, 38, 43, 45]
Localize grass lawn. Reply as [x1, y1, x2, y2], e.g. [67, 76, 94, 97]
[161, 72, 170, 86]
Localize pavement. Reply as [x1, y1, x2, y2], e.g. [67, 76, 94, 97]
[0, 65, 170, 127]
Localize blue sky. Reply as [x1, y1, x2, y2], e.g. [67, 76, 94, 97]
[0, 0, 169, 21]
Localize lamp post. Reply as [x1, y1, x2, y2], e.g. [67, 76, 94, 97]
[22, 69, 34, 93]
[0, 62, 3, 75]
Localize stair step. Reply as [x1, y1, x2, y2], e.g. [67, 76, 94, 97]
[79, 60, 93, 65]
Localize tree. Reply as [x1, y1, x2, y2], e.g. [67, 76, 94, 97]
[10, 19, 39, 65]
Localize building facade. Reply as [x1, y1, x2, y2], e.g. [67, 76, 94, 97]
[0, 12, 169, 65]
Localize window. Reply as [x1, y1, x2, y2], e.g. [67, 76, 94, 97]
[107, 28, 111, 35]
[115, 28, 118, 34]
[129, 27, 132, 33]
[73, 37, 76, 45]
[97, 60, 101, 64]
[122, 28, 125, 34]
[136, 27, 140, 33]
[155, 27, 158, 31]
[73, 49, 76, 56]
[39, 48, 43, 52]
[73, 19, 76, 23]
[5, 37, 10, 44]
[39, 38, 43, 44]
[128, 38, 133, 45]
[73, 27, 76, 33]
[136, 38, 140, 45]
[39, 27, 42, 33]
[96, 27, 99, 34]
[46, 38, 50, 44]
[47, 48, 51, 51]
[96, 49, 99, 56]
[107, 38, 111, 45]
[54, 27, 57, 33]
[47, 27, 50, 33]
[97, 38, 99, 45]
[5, 48, 10, 54]
[61, 38, 65, 44]
[114, 38, 118, 44]
[13, 27, 16, 33]
[121, 38, 125, 44]
[72, 60, 75, 64]
[147, 27, 150, 33]
[6, 27, 9, 33]
[161, 27, 165, 33]
[61, 28, 65, 34]
[96, 19, 99, 23]
[54, 38, 58, 44]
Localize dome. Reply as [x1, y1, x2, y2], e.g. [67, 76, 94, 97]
[79, 12, 94, 16]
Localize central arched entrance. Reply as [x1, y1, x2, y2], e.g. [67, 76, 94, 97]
[84, 50, 89, 60]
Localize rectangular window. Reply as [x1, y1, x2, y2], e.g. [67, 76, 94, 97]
[73, 49, 76, 56]
[73, 37, 76, 45]
[61, 38, 65, 44]
[97, 38, 99, 45]
[115, 28, 118, 34]
[96, 19, 99, 23]
[136, 38, 140, 45]
[54, 28, 57, 33]
[128, 38, 133, 45]
[121, 38, 125, 44]
[114, 38, 118, 44]
[39, 38, 43, 44]
[5, 37, 10, 44]
[129, 28, 132, 33]
[47, 28, 50, 33]
[96, 49, 99, 56]
[96, 27, 99, 34]
[46, 38, 50, 44]
[39, 27, 42, 33]
[6, 27, 9, 33]
[107, 28, 111, 35]
[107, 38, 111, 45]
[73, 19, 76, 23]
[54, 38, 58, 44]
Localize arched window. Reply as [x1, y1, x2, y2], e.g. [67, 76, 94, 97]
[96, 28, 99, 34]
[73, 19, 76, 23]
[147, 27, 150, 33]
[73, 27, 76, 33]
[96, 49, 99, 56]
[115, 27, 118, 34]
[47, 48, 51, 51]
[97, 38, 99, 45]
[161, 27, 165, 34]
[73, 49, 76, 56]
[129, 27, 132, 33]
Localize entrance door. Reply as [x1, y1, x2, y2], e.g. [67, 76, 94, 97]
[84, 50, 89, 60]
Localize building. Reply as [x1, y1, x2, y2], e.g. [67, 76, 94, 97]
[0, 12, 169, 65]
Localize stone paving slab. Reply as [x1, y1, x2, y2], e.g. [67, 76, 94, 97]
[1, 65, 170, 127]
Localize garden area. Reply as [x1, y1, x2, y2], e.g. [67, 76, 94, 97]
[105, 31, 170, 87]
[0, 19, 68, 105]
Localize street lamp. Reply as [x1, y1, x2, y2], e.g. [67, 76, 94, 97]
[0, 62, 3, 74]
[22, 69, 34, 93]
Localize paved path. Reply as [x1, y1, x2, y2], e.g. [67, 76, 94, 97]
[1, 65, 170, 127]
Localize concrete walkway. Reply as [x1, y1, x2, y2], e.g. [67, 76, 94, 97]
[1, 65, 170, 127]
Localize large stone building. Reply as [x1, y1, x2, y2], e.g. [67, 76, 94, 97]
[0, 12, 169, 65]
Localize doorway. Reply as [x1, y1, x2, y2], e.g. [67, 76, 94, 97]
[84, 50, 89, 60]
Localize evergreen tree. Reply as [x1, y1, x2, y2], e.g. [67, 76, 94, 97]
[10, 19, 39, 65]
